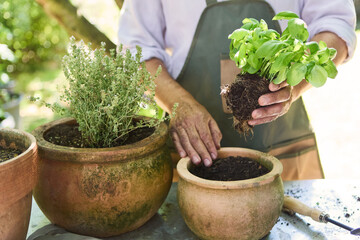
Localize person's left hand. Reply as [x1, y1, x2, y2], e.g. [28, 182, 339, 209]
[248, 81, 293, 126]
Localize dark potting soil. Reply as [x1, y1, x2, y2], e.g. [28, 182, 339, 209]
[221, 73, 270, 135]
[0, 146, 23, 163]
[189, 156, 270, 181]
[44, 124, 155, 148]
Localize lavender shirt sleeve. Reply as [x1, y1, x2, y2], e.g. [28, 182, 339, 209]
[301, 0, 357, 61]
[117, 0, 170, 66]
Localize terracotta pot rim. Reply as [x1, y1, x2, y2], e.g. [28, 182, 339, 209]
[0, 128, 38, 210]
[32, 117, 169, 163]
[176, 147, 283, 189]
[0, 128, 37, 167]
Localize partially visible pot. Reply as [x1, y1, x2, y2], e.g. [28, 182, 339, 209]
[32, 117, 173, 237]
[0, 112, 15, 128]
[177, 147, 284, 240]
[0, 128, 38, 240]
[3, 93, 22, 129]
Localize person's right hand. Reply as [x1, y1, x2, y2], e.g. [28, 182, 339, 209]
[169, 101, 222, 167]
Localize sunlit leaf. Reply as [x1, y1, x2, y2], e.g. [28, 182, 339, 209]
[228, 28, 250, 40]
[287, 19, 309, 42]
[308, 64, 328, 87]
[319, 41, 327, 49]
[273, 67, 287, 84]
[269, 52, 293, 74]
[255, 40, 288, 59]
[273, 11, 300, 20]
[318, 48, 330, 64]
[322, 60, 337, 79]
[259, 19, 268, 30]
[329, 48, 337, 59]
[305, 42, 320, 55]
[287, 63, 307, 86]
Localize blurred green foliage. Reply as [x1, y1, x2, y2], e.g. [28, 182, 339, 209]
[0, 0, 68, 74]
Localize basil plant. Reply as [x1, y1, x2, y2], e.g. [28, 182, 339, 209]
[229, 11, 337, 87]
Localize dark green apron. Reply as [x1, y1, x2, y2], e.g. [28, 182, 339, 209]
[175, 0, 324, 180]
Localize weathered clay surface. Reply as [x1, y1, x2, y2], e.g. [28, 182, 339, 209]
[177, 147, 284, 240]
[32, 118, 173, 237]
[0, 128, 38, 240]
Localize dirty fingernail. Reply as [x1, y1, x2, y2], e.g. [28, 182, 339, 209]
[204, 159, 211, 167]
[211, 153, 217, 160]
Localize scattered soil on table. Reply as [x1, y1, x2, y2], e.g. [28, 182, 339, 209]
[0, 146, 23, 163]
[44, 124, 154, 148]
[221, 73, 270, 135]
[189, 156, 270, 181]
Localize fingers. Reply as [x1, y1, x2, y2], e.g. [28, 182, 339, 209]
[209, 120, 222, 150]
[170, 130, 186, 158]
[250, 84, 293, 126]
[258, 86, 292, 106]
[269, 81, 288, 92]
[173, 124, 214, 167]
[169, 102, 222, 167]
[170, 119, 221, 167]
[248, 115, 278, 126]
[175, 126, 202, 165]
[249, 101, 291, 126]
[186, 125, 214, 167]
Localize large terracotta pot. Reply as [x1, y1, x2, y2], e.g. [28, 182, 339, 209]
[177, 147, 284, 240]
[32, 117, 173, 237]
[0, 128, 38, 240]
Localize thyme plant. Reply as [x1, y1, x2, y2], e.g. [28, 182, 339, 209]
[36, 37, 171, 148]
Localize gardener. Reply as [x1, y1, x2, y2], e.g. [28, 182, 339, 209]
[118, 0, 356, 180]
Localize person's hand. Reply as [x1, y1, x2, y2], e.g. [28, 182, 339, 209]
[248, 81, 294, 126]
[170, 101, 222, 167]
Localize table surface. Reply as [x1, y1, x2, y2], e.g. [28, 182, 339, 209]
[27, 179, 360, 240]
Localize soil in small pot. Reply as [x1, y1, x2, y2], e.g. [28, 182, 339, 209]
[44, 124, 155, 148]
[0, 146, 23, 163]
[221, 73, 270, 135]
[189, 156, 270, 181]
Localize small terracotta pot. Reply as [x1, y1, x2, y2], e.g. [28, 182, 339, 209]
[32, 118, 173, 237]
[177, 147, 284, 240]
[0, 128, 38, 240]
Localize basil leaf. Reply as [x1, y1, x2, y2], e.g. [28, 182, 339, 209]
[319, 41, 327, 49]
[228, 29, 250, 40]
[273, 11, 300, 20]
[305, 42, 320, 55]
[322, 60, 338, 79]
[259, 19, 268, 30]
[287, 63, 307, 86]
[308, 64, 328, 87]
[273, 67, 287, 84]
[235, 44, 247, 68]
[255, 40, 288, 59]
[287, 19, 309, 42]
[305, 61, 315, 77]
[246, 65, 259, 74]
[270, 52, 293, 74]
[243, 18, 260, 25]
[248, 54, 261, 71]
[262, 29, 280, 39]
[329, 48, 337, 59]
[318, 48, 330, 64]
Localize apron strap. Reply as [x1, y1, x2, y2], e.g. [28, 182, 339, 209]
[206, 0, 217, 6]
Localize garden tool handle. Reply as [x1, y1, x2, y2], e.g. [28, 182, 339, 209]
[283, 195, 328, 223]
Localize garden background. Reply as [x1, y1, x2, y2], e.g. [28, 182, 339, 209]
[1, 0, 359, 179]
